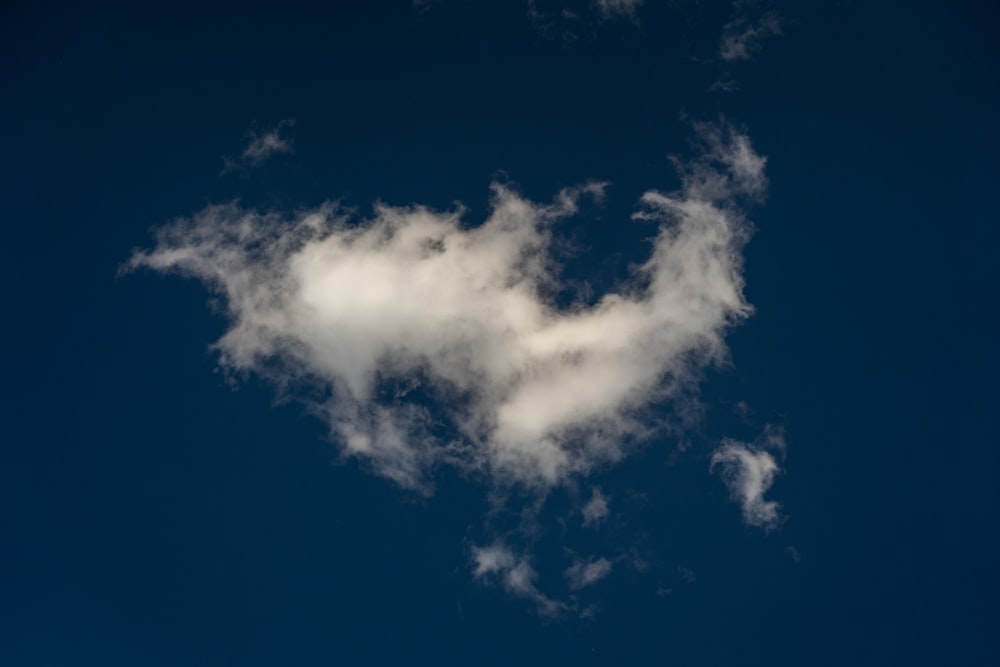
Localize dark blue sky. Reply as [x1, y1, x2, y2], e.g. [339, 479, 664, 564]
[2, 1, 999, 665]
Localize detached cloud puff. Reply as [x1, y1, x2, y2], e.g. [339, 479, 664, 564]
[719, 5, 782, 62]
[471, 544, 612, 614]
[224, 119, 295, 172]
[128, 123, 765, 498]
[565, 556, 613, 590]
[581, 487, 610, 527]
[473, 543, 566, 615]
[711, 428, 785, 531]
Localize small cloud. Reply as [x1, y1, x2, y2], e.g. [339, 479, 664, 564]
[471, 543, 516, 577]
[626, 551, 649, 573]
[581, 487, 610, 528]
[709, 78, 741, 94]
[472, 543, 567, 616]
[759, 423, 787, 457]
[565, 556, 613, 590]
[719, 7, 782, 62]
[223, 119, 295, 173]
[710, 429, 785, 531]
[525, 0, 582, 44]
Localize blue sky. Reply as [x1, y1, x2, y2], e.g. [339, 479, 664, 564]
[2, 1, 998, 665]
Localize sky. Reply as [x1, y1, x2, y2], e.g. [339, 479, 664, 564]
[2, 0, 999, 665]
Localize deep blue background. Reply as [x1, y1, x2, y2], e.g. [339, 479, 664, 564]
[2, 1, 998, 664]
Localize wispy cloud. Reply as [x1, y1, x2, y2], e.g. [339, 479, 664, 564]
[709, 78, 740, 94]
[581, 487, 610, 527]
[522, 0, 642, 42]
[223, 119, 295, 172]
[525, 1, 583, 43]
[710, 427, 785, 531]
[565, 556, 613, 590]
[593, 0, 643, 20]
[128, 121, 769, 611]
[472, 543, 567, 616]
[719, 3, 782, 62]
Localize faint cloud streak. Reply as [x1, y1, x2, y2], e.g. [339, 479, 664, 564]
[719, 3, 782, 62]
[223, 119, 295, 173]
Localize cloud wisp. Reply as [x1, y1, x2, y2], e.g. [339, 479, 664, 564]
[593, 0, 643, 20]
[581, 487, 610, 527]
[522, 0, 642, 43]
[565, 556, 614, 590]
[223, 119, 295, 172]
[719, 4, 782, 62]
[711, 427, 785, 531]
[473, 543, 567, 615]
[128, 122, 771, 612]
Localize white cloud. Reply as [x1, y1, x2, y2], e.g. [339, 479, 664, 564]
[719, 7, 782, 62]
[581, 487, 609, 527]
[472, 543, 566, 616]
[710, 431, 784, 531]
[224, 119, 295, 172]
[129, 123, 764, 496]
[472, 542, 517, 577]
[565, 556, 613, 589]
[128, 122, 770, 610]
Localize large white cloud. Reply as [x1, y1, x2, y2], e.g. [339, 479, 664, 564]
[128, 123, 765, 499]
[128, 124, 776, 612]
